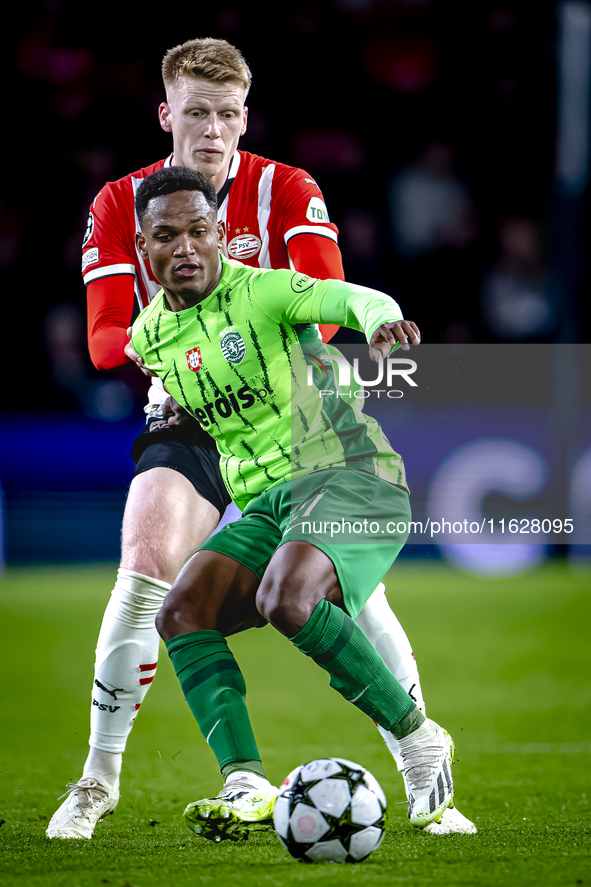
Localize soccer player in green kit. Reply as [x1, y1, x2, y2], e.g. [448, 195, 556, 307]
[130, 165, 458, 842]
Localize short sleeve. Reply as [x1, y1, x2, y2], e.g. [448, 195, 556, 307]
[270, 165, 340, 251]
[81, 181, 137, 286]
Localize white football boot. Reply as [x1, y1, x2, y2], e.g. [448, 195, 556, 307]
[397, 718, 455, 829]
[46, 778, 119, 839]
[381, 718, 477, 834]
[184, 772, 278, 842]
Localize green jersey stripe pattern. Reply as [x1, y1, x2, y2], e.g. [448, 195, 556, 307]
[131, 257, 407, 511]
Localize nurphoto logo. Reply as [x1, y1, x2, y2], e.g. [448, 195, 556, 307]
[305, 354, 418, 399]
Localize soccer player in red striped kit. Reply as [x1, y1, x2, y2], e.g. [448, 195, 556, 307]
[47, 37, 475, 839]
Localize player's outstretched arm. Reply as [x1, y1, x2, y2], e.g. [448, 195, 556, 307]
[368, 321, 421, 362]
[252, 272, 411, 349]
[288, 233, 344, 281]
[287, 234, 344, 344]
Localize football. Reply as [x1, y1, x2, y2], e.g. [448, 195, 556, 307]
[273, 757, 387, 863]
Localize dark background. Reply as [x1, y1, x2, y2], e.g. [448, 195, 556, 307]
[1, 0, 589, 564]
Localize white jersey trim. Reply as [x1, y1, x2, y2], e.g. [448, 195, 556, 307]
[83, 263, 136, 284]
[218, 152, 241, 255]
[131, 175, 162, 310]
[257, 164, 276, 269]
[284, 224, 338, 244]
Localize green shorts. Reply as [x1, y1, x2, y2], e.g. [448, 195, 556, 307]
[200, 467, 411, 619]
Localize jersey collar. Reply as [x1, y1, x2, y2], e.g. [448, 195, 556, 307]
[217, 151, 241, 209]
[162, 152, 238, 207]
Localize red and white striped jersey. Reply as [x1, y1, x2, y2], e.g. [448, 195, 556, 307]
[82, 150, 340, 315]
[218, 151, 339, 272]
[83, 155, 170, 309]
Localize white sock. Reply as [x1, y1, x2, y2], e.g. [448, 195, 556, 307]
[88, 569, 170, 764]
[83, 748, 122, 793]
[355, 583, 426, 769]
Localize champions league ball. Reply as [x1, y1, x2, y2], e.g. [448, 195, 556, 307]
[273, 758, 387, 863]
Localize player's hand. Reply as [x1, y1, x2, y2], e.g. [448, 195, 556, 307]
[161, 396, 192, 427]
[368, 321, 420, 362]
[125, 327, 158, 377]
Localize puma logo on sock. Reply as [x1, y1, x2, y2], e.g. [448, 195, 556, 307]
[95, 679, 125, 701]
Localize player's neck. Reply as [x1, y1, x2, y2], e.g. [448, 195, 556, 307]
[210, 164, 232, 193]
[170, 154, 232, 194]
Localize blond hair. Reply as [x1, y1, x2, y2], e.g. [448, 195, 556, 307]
[162, 38, 251, 94]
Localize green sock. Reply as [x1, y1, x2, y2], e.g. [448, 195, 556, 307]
[221, 760, 267, 781]
[291, 599, 424, 739]
[166, 630, 264, 774]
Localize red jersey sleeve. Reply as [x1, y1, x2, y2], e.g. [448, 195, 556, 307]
[82, 160, 166, 369]
[270, 165, 340, 254]
[87, 276, 135, 371]
[82, 181, 136, 370]
[269, 165, 343, 343]
[81, 180, 137, 287]
[286, 233, 344, 343]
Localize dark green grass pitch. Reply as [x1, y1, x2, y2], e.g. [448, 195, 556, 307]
[0, 561, 590, 886]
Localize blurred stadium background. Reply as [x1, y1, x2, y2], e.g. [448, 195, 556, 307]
[1, 0, 590, 574]
[1, 8, 590, 882]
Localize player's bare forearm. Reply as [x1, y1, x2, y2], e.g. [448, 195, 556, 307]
[368, 321, 421, 362]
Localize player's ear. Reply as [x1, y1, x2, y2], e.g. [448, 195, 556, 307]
[136, 231, 149, 259]
[159, 102, 172, 133]
[240, 106, 248, 137]
[217, 220, 226, 249]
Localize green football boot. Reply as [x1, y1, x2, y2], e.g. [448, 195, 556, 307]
[184, 772, 278, 842]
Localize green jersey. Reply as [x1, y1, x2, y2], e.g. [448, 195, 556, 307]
[131, 256, 408, 511]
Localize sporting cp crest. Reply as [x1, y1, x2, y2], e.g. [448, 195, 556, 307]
[219, 326, 246, 364]
[185, 346, 202, 372]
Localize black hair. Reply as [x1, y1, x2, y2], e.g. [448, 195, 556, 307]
[135, 166, 218, 228]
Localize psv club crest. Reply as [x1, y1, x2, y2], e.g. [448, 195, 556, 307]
[219, 326, 246, 364]
[185, 346, 202, 372]
[227, 233, 262, 260]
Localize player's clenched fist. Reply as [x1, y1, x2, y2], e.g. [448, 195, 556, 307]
[369, 320, 420, 362]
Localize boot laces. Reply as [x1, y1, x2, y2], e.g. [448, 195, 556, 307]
[402, 743, 443, 792]
[57, 778, 109, 807]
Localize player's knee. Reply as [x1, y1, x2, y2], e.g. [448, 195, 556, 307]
[120, 537, 183, 585]
[121, 473, 218, 584]
[256, 580, 316, 637]
[123, 559, 175, 585]
[154, 581, 199, 639]
[154, 597, 179, 641]
[155, 568, 233, 639]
